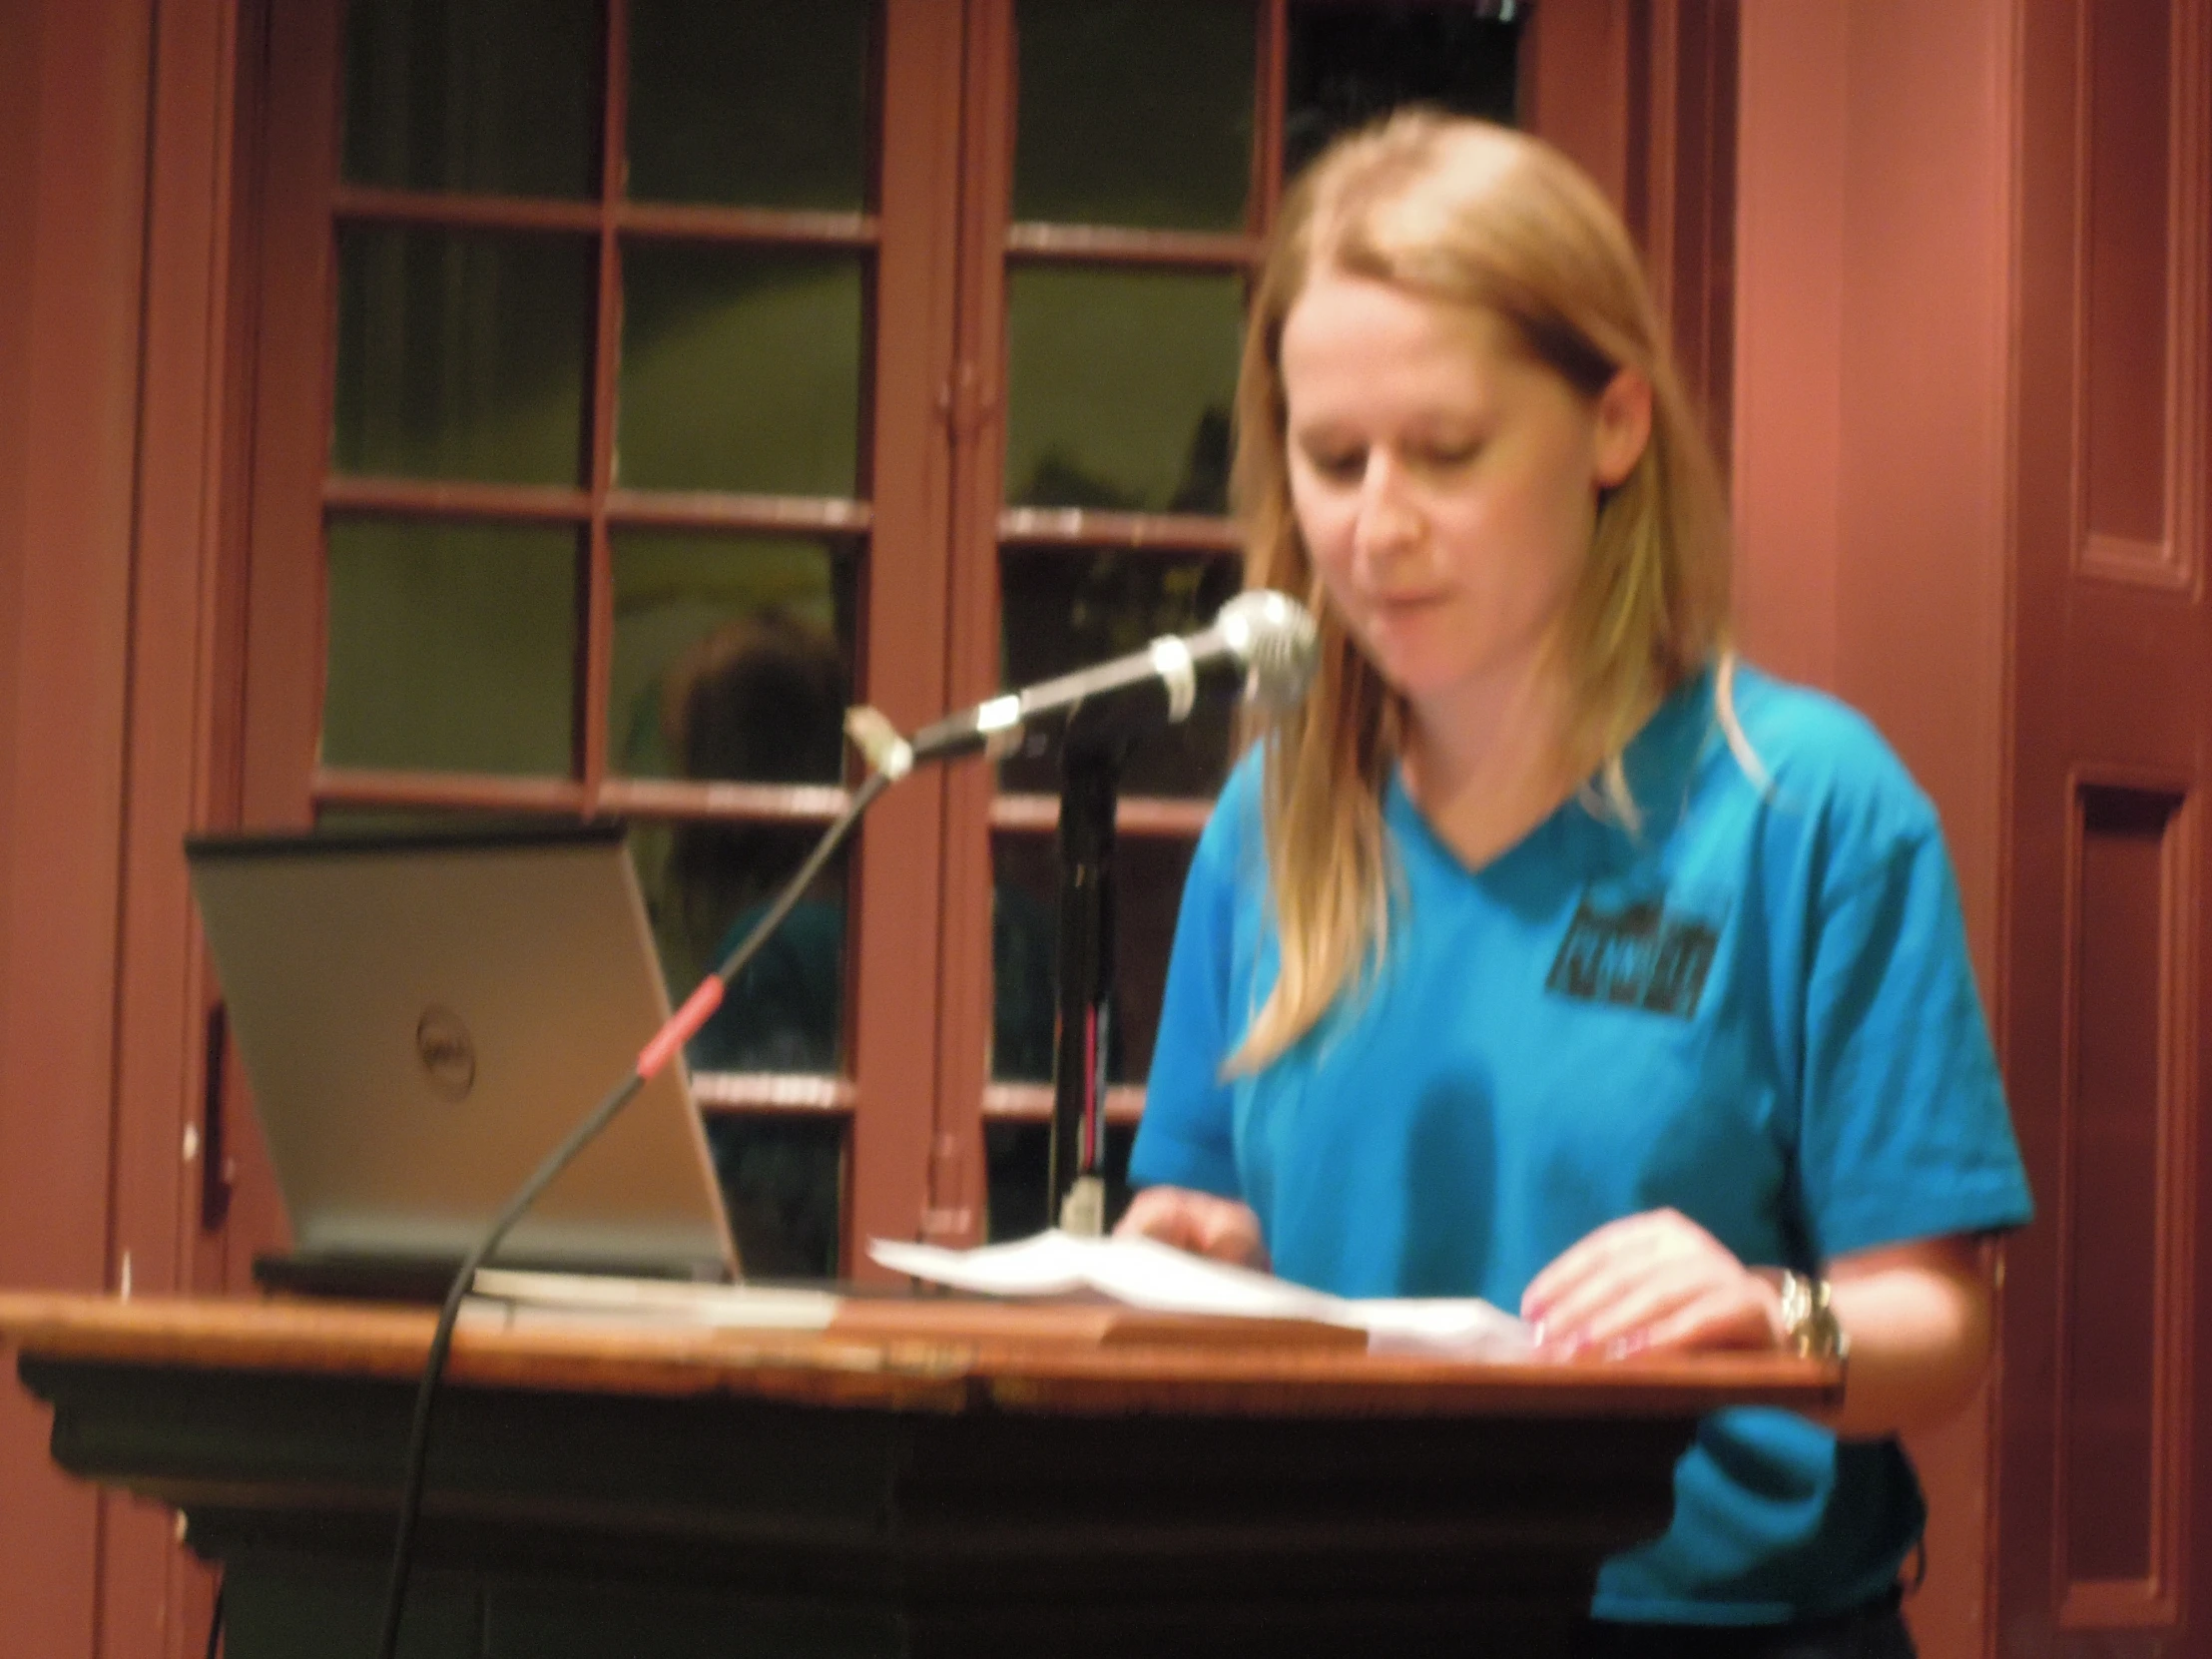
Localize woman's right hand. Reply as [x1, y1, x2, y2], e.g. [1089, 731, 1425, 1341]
[1114, 1186, 1269, 1270]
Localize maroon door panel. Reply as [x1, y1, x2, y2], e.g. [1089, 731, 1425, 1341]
[2000, 0, 2212, 1651]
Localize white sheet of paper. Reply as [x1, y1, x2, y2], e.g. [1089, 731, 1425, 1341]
[867, 1231, 1532, 1360]
[1350, 1297, 1534, 1358]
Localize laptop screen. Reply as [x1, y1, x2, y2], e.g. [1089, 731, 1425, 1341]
[187, 825, 740, 1285]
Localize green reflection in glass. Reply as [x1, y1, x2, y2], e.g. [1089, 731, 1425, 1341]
[322, 518, 578, 776]
[997, 548, 1241, 799]
[1004, 266, 1241, 514]
[343, 0, 599, 198]
[990, 830, 1196, 1085]
[312, 806, 571, 836]
[1014, 0, 1254, 231]
[704, 1113, 844, 1279]
[630, 819, 848, 1078]
[609, 531, 858, 784]
[619, 247, 863, 497]
[986, 1122, 1135, 1243]
[334, 226, 592, 484]
[1284, 6, 1521, 178]
[627, 0, 870, 210]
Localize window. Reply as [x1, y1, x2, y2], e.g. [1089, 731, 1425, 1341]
[242, 0, 1524, 1274]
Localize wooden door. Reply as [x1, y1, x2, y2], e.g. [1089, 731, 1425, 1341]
[1999, 0, 2212, 1651]
[229, 0, 971, 1283]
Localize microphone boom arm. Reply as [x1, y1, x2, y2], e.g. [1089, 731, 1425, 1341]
[895, 591, 1318, 769]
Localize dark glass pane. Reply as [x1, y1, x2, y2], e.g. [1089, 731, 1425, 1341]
[997, 549, 1243, 798]
[323, 518, 578, 776]
[632, 822, 848, 1076]
[334, 226, 592, 484]
[627, 0, 870, 210]
[312, 806, 569, 835]
[704, 1112, 844, 1279]
[990, 830, 1198, 1085]
[986, 1122, 1136, 1243]
[1013, 0, 1254, 231]
[609, 532, 859, 785]
[619, 246, 864, 497]
[342, 0, 599, 198]
[1003, 266, 1241, 515]
[1284, 3, 1523, 178]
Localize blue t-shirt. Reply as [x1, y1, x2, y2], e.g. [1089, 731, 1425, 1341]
[1129, 664, 2033, 1625]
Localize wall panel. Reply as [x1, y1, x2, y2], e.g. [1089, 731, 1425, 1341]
[2076, 0, 2201, 590]
[2079, 2, 2172, 559]
[2056, 785, 2194, 1623]
[0, 3, 156, 1657]
[1734, 6, 2019, 1653]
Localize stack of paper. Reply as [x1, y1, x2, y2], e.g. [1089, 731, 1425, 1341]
[868, 1232, 1531, 1361]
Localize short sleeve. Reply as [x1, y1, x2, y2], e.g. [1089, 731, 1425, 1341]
[1795, 823, 2033, 1260]
[1126, 775, 1254, 1199]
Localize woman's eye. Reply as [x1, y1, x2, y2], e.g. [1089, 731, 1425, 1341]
[1416, 442, 1479, 470]
[1306, 450, 1365, 483]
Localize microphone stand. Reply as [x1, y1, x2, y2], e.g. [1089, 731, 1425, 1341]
[1049, 706, 1128, 1236]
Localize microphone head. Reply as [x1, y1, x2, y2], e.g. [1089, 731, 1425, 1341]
[1214, 590, 1319, 713]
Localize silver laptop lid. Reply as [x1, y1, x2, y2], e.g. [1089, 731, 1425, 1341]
[187, 825, 740, 1282]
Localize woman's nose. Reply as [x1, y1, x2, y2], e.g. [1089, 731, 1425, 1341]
[1352, 451, 1421, 566]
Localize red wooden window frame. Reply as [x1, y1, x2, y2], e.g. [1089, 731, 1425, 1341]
[943, 0, 1272, 1162]
[237, 0, 965, 1271]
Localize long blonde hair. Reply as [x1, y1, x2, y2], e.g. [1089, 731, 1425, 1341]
[1232, 111, 1734, 1071]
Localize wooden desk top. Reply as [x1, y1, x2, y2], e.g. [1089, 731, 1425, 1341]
[0, 1290, 1838, 1418]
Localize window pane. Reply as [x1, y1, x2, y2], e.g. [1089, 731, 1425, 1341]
[626, 0, 871, 211]
[311, 806, 569, 835]
[619, 246, 864, 497]
[1284, 4, 1523, 178]
[342, 0, 599, 199]
[1013, 0, 1254, 231]
[997, 548, 1243, 799]
[323, 518, 578, 776]
[704, 1112, 845, 1279]
[632, 822, 848, 1076]
[1003, 266, 1241, 515]
[990, 830, 1198, 1085]
[610, 531, 859, 785]
[334, 226, 593, 485]
[986, 1122, 1135, 1243]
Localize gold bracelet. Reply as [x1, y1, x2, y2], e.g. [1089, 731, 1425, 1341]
[1776, 1269, 1849, 1364]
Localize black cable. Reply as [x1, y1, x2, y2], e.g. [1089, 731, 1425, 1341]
[371, 768, 894, 1659]
[204, 1579, 223, 1659]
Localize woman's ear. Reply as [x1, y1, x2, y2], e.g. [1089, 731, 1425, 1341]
[1593, 367, 1654, 488]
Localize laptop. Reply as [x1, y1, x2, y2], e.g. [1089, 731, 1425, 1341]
[186, 824, 742, 1298]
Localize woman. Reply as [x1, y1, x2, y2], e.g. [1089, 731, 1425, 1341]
[1118, 112, 2031, 1652]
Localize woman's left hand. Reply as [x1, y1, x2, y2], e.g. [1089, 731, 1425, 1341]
[1519, 1209, 1782, 1360]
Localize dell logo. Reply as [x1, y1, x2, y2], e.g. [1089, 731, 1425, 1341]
[414, 1006, 476, 1102]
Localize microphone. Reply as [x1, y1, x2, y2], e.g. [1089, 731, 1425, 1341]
[900, 590, 1318, 768]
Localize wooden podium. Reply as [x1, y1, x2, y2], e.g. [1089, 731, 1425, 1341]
[0, 1292, 1836, 1657]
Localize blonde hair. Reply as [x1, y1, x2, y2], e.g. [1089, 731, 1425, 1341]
[1232, 111, 1735, 1071]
